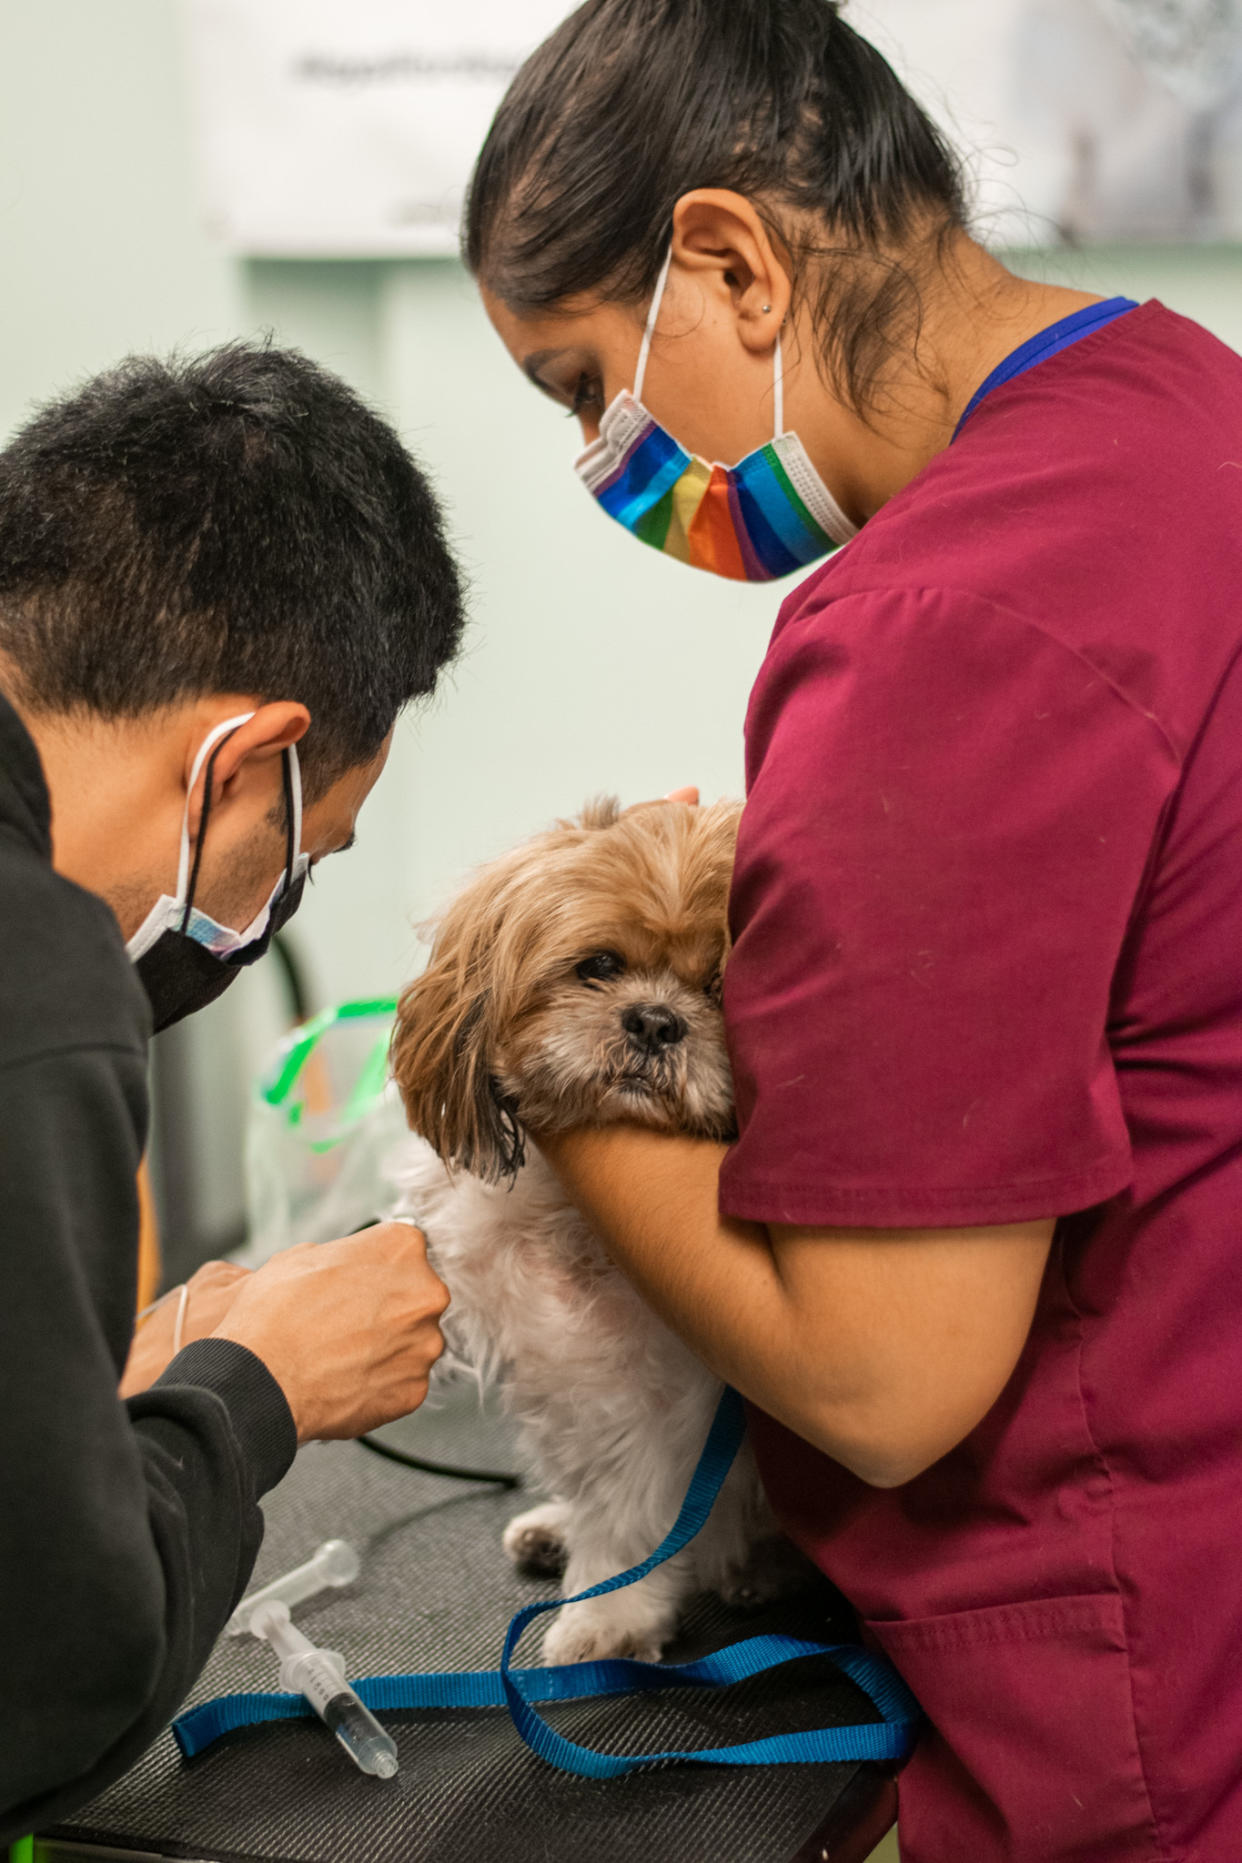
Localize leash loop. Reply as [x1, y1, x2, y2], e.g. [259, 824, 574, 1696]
[175, 1389, 921, 1774]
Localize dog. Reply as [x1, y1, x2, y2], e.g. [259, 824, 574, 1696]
[387, 797, 786, 1665]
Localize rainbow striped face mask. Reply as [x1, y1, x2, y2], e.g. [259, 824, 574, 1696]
[575, 247, 857, 581]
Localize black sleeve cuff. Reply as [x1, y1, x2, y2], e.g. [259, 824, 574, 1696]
[153, 1336, 298, 1497]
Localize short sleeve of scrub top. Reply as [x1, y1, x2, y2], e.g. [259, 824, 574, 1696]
[718, 582, 1174, 1230]
[715, 297, 1213, 1233]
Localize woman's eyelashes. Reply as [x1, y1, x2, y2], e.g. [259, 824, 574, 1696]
[568, 370, 604, 418]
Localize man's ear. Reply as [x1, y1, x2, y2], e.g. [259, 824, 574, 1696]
[183, 700, 310, 833]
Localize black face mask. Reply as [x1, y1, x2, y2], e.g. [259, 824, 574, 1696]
[133, 735, 307, 1033]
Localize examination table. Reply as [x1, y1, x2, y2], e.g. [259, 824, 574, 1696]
[39, 1388, 899, 1863]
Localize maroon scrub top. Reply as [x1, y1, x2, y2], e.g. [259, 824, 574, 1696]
[719, 301, 1242, 1861]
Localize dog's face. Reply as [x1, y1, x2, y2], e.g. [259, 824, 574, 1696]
[392, 798, 740, 1182]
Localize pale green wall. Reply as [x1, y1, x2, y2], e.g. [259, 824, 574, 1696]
[0, 0, 775, 1023]
[4, 0, 1242, 1243]
[0, 0, 242, 440]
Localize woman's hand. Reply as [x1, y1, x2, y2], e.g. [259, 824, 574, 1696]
[120, 1259, 251, 1398]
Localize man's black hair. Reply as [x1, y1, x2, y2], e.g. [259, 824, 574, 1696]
[464, 0, 968, 415]
[0, 340, 464, 795]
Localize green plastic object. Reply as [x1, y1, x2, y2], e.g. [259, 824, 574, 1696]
[246, 996, 410, 1256]
[9, 1838, 35, 1863]
[258, 997, 398, 1156]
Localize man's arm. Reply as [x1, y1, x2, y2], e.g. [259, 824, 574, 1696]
[540, 1126, 1054, 1489]
[0, 1044, 298, 1845]
[1, 1040, 449, 1846]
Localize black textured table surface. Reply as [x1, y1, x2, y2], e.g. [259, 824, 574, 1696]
[45, 1386, 888, 1863]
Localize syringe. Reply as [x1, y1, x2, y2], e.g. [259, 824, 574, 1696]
[250, 1599, 399, 1780]
[227, 1538, 360, 1637]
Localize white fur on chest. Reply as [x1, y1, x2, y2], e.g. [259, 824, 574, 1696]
[385, 1134, 772, 1664]
[388, 1138, 718, 1488]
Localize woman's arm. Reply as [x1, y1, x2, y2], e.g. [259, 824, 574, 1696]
[540, 1125, 1054, 1488]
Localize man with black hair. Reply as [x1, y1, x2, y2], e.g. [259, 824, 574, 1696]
[0, 342, 463, 1841]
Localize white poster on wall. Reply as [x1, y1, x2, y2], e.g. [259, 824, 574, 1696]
[183, 0, 572, 257]
[853, 0, 1242, 243]
[185, 0, 1242, 257]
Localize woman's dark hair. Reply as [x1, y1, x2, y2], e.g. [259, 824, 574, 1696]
[0, 341, 464, 796]
[464, 0, 967, 412]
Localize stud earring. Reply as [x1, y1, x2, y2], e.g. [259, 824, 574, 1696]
[761, 303, 772, 314]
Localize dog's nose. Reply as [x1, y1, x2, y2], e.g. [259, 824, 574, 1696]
[622, 1003, 687, 1053]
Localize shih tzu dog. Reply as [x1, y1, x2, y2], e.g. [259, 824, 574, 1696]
[387, 798, 783, 1666]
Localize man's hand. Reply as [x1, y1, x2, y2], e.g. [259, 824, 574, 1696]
[120, 1259, 251, 1398]
[209, 1222, 450, 1443]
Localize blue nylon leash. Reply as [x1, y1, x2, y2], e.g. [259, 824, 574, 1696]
[174, 1387, 921, 1776]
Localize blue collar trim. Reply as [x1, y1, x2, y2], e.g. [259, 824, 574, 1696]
[954, 296, 1140, 439]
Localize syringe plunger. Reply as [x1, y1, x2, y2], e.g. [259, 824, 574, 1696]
[227, 1538, 359, 1637]
[250, 1600, 399, 1780]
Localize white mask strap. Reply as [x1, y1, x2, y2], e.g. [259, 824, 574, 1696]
[633, 244, 675, 405]
[174, 711, 257, 903]
[635, 242, 786, 438]
[773, 328, 784, 439]
[287, 739, 304, 868]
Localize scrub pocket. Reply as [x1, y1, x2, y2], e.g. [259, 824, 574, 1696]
[865, 1593, 1164, 1863]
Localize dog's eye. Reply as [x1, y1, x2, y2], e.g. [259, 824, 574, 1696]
[576, 951, 626, 985]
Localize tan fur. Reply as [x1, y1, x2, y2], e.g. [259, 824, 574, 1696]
[392, 797, 741, 1180]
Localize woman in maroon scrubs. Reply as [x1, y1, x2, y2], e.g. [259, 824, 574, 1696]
[468, 3, 1242, 1856]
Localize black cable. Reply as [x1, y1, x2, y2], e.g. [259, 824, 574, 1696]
[269, 929, 313, 1024]
[356, 1431, 522, 1489]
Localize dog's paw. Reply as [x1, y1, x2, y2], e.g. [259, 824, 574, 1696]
[718, 1534, 821, 1609]
[541, 1602, 667, 1668]
[503, 1500, 571, 1578]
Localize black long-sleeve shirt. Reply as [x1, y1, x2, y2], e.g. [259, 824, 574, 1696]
[0, 689, 297, 1844]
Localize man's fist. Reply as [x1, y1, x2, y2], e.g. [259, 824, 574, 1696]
[209, 1222, 449, 1442]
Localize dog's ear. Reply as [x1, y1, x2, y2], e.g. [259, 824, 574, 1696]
[391, 895, 526, 1185]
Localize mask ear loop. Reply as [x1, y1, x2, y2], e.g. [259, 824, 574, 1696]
[633, 244, 675, 405]
[179, 736, 234, 936]
[773, 328, 785, 440]
[636, 243, 787, 440]
[173, 710, 257, 912]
